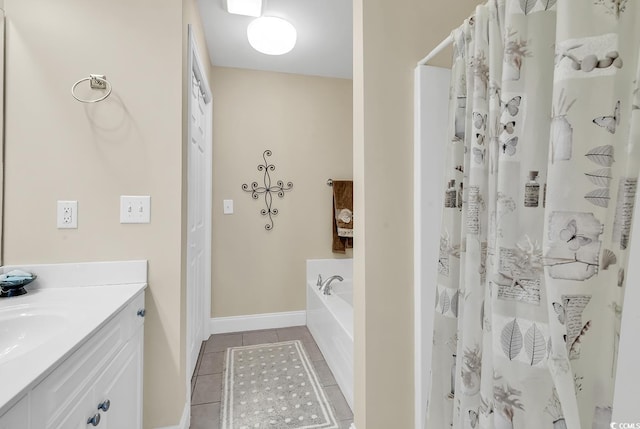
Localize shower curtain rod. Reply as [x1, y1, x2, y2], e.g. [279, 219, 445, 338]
[417, 34, 454, 66]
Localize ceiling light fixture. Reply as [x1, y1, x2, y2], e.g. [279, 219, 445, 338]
[226, 0, 262, 17]
[247, 17, 297, 56]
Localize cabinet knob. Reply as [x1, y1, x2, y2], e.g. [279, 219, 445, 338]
[98, 399, 111, 412]
[137, 308, 146, 317]
[87, 413, 101, 426]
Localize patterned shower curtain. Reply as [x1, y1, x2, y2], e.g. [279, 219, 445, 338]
[427, 1, 640, 428]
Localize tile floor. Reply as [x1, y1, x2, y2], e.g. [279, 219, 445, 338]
[189, 326, 354, 429]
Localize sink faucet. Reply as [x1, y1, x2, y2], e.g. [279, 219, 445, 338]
[319, 275, 343, 295]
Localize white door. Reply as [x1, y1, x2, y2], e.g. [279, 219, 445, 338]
[187, 28, 212, 380]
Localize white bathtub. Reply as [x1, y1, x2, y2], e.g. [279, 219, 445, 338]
[306, 259, 353, 411]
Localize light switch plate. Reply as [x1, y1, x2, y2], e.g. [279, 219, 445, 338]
[120, 196, 151, 224]
[223, 199, 234, 215]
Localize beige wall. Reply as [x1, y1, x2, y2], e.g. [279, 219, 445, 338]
[2, 0, 211, 427]
[353, 1, 483, 428]
[210, 66, 353, 318]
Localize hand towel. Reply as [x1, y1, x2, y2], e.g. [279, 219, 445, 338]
[332, 180, 353, 253]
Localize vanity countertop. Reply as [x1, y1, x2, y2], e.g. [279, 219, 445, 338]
[0, 283, 146, 415]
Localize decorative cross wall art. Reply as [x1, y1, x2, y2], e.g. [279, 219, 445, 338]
[242, 150, 293, 231]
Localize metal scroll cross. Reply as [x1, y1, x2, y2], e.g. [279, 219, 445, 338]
[242, 150, 293, 231]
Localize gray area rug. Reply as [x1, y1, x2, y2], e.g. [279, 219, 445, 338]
[221, 340, 339, 429]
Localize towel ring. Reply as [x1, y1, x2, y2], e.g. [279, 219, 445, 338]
[71, 74, 112, 103]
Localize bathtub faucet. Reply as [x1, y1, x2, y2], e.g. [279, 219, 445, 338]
[319, 275, 343, 295]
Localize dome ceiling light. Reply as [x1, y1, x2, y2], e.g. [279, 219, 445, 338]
[247, 16, 297, 56]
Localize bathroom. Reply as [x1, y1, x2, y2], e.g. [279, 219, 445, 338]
[3, 0, 436, 428]
[0, 0, 418, 426]
[2, 0, 640, 429]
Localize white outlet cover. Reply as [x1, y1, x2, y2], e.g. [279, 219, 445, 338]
[120, 196, 151, 224]
[57, 200, 78, 229]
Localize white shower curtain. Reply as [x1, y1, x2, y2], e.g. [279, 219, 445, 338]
[427, 1, 640, 428]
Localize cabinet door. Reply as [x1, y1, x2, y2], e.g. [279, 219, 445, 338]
[0, 396, 29, 429]
[31, 311, 126, 428]
[51, 386, 97, 429]
[95, 328, 143, 429]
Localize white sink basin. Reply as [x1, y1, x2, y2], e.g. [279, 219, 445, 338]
[0, 305, 71, 363]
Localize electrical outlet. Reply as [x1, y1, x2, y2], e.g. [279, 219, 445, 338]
[57, 201, 78, 229]
[120, 196, 151, 224]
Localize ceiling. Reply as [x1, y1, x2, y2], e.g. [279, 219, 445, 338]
[196, 0, 353, 79]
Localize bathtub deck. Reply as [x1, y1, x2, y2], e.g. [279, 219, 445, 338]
[189, 326, 354, 429]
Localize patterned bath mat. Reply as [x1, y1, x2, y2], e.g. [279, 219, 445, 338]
[221, 340, 339, 429]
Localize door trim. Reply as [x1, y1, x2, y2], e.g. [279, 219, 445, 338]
[413, 65, 450, 429]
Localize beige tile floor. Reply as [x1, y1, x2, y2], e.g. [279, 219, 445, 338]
[189, 326, 354, 429]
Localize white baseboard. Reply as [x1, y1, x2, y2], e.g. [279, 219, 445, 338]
[210, 310, 306, 334]
[154, 402, 189, 429]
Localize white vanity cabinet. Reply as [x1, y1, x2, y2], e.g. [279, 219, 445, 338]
[0, 290, 145, 429]
[0, 396, 28, 429]
[47, 331, 143, 429]
[92, 334, 143, 429]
